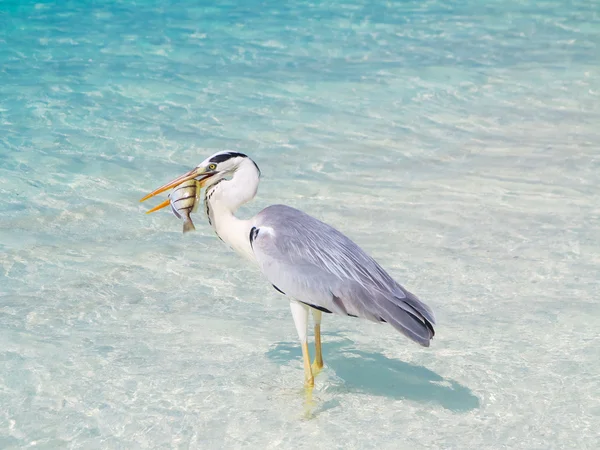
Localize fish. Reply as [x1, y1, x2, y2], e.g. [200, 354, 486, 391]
[169, 179, 201, 233]
[145, 179, 201, 233]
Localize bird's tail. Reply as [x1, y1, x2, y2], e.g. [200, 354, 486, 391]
[378, 290, 436, 347]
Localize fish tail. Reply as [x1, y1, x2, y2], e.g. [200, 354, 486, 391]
[183, 218, 196, 233]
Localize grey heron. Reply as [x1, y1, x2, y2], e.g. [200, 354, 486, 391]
[140, 151, 436, 388]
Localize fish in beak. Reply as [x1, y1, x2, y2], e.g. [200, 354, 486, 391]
[140, 166, 214, 213]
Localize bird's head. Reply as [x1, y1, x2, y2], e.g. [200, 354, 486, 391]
[140, 151, 260, 209]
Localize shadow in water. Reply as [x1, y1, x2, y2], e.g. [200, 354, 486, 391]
[266, 337, 480, 412]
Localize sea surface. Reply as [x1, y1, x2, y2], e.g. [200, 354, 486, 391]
[1, 0, 599, 448]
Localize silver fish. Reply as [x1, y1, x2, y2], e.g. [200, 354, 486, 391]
[168, 179, 201, 233]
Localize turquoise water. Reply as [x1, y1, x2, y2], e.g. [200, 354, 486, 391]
[1, 0, 599, 448]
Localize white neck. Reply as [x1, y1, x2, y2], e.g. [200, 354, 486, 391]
[204, 158, 259, 262]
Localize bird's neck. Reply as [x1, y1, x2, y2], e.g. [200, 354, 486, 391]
[210, 206, 254, 262]
[204, 160, 259, 262]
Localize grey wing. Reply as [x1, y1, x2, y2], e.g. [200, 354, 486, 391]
[251, 205, 436, 347]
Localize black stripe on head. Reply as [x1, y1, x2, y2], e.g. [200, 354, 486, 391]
[209, 152, 261, 177]
[210, 152, 249, 164]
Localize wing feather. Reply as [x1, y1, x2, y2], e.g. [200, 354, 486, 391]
[251, 205, 436, 346]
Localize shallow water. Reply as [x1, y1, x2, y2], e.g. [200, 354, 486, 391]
[1, 0, 599, 448]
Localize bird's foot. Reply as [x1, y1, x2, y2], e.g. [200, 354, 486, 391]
[304, 377, 315, 406]
[304, 375, 315, 388]
[302, 382, 316, 418]
[311, 359, 324, 375]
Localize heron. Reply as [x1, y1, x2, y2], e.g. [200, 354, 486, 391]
[140, 151, 436, 388]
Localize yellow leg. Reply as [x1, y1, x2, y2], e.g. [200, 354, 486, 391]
[291, 302, 315, 391]
[312, 324, 324, 373]
[311, 309, 324, 373]
[302, 341, 314, 387]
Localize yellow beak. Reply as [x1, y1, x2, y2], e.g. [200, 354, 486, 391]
[140, 166, 211, 213]
[144, 198, 171, 214]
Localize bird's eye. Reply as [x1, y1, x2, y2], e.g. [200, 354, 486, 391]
[208, 164, 217, 171]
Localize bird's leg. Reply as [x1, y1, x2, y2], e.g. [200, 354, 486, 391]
[290, 301, 314, 388]
[301, 341, 313, 387]
[311, 309, 324, 373]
